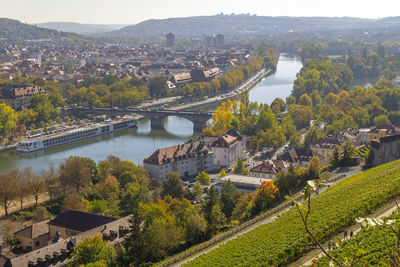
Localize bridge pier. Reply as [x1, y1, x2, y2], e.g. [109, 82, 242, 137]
[150, 115, 166, 130]
[193, 119, 209, 132]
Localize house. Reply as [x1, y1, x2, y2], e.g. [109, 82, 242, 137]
[249, 160, 289, 180]
[215, 174, 271, 192]
[47, 210, 117, 240]
[210, 130, 246, 168]
[278, 148, 315, 167]
[143, 141, 214, 181]
[5, 215, 131, 267]
[366, 125, 400, 144]
[14, 220, 50, 251]
[370, 133, 400, 166]
[311, 137, 341, 164]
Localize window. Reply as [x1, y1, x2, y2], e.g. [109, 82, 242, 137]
[35, 241, 40, 247]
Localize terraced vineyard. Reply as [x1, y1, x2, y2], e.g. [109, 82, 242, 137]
[183, 160, 400, 267]
[318, 211, 400, 266]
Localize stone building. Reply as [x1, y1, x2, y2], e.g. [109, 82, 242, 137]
[370, 133, 400, 166]
[143, 141, 214, 181]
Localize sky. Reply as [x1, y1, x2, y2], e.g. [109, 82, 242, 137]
[0, 0, 399, 25]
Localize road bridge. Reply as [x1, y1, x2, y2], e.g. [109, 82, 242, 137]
[61, 107, 213, 132]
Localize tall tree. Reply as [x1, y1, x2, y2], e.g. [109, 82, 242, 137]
[233, 160, 248, 175]
[28, 175, 45, 206]
[71, 235, 115, 265]
[196, 171, 210, 186]
[0, 174, 16, 216]
[59, 157, 91, 193]
[162, 172, 186, 199]
[0, 103, 17, 141]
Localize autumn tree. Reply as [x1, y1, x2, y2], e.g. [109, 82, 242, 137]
[251, 181, 278, 215]
[59, 157, 91, 193]
[218, 169, 227, 177]
[62, 194, 88, 212]
[196, 171, 210, 186]
[0, 103, 17, 141]
[9, 169, 29, 211]
[28, 175, 45, 206]
[0, 174, 16, 216]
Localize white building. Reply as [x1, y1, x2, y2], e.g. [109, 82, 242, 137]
[210, 130, 247, 168]
[215, 174, 271, 192]
[143, 141, 214, 182]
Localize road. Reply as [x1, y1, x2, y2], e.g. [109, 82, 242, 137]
[166, 68, 271, 111]
[134, 96, 183, 109]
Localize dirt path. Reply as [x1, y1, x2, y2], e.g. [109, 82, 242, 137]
[291, 198, 400, 266]
[0, 193, 50, 218]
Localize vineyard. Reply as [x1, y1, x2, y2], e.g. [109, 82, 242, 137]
[318, 211, 400, 266]
[183, 160, 400, 267]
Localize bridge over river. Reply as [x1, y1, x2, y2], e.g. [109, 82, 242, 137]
[61, 107, 214, 131]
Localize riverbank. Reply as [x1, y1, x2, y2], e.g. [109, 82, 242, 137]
[0, 144, 17, 152]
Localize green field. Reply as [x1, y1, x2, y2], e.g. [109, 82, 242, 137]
[184, 160, 400, 267]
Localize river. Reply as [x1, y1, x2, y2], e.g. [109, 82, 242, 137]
[0, 53, 327, 173]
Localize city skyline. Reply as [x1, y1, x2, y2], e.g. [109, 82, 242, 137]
[0, 0, 399, 25]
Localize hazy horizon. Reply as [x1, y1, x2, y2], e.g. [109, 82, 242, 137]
[0, 0, 399, 25]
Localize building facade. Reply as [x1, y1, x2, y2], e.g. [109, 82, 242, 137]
[370, 134, 400, 166]
[210, 131, 246, 168]
[249, 160, 289, 180]
[143, 141, 214, 181]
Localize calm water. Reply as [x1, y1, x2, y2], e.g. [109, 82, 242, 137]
[0, 54, 303, 173]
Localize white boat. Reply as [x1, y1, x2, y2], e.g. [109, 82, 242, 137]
[17, 116, 137, 153]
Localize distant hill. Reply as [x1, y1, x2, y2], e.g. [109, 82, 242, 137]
[0, 18, 79, 41]
[35, 22, 129, 34]
[102, 14, 400, 38]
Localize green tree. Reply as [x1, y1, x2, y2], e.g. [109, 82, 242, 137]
[220, 180, 240, 218]
[331, 145, 341, 168]
[233, 160, 248, 175]
[299, 93, 313, 107]
[196, 171, 210, 186]
[162, 172, 186, 199]
[71, 235, 115, 265]
[218, 169, 227, 177]
[119, 171, 138, 188]
[192, 181, 204, 201]
[0, 103, 17, 140]
[307, 157, 320, 179]
[373, 114, 390, 126]
[270, 98, 286, 114]
[149, 76, 169, 97]
[120, 182, 151, 215]
[184, 213, 207, 243]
